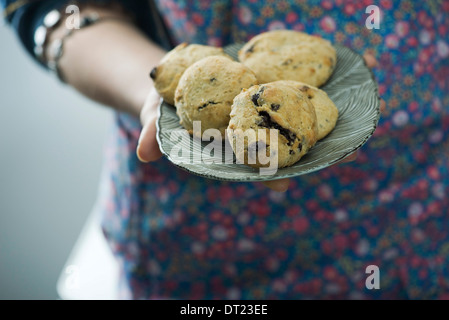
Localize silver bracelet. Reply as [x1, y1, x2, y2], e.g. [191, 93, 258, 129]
[46, 12, 102, 83]
[33, 9, 128, 83]
[33, 9, 63, 64]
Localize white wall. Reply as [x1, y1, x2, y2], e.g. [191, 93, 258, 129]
[0, 24, 113, 299]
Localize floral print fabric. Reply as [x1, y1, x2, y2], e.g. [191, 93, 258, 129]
[99, 0, 449, 299]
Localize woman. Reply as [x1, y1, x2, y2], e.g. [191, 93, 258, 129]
[2, 0, 448, 299]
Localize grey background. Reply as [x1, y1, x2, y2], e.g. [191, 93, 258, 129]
[0, 24, 113, 299]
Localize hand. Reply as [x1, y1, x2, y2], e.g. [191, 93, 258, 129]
[262, 51, 387, 193]
[136, 86, 163, 163]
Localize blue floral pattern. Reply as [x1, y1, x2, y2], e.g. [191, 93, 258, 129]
[98, 0, 449, 299]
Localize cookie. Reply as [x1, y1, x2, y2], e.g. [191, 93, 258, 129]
[227, 82, 318, 168]
[175, 55, 258, 138]
[274, 80, 339, 140]
[150, 43, 232, 105]
[238, 30, 336, 87]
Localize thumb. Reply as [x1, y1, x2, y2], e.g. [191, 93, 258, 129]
[137, 115, 162, 162]
[261, 178, 291, 192]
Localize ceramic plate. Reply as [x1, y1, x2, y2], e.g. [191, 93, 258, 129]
[156, 43, 380, 181]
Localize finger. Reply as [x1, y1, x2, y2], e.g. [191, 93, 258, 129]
[140, 89, 161, 125]
[380, 98, 386, 114]
[363, 52, 378, 69]
[137, 115, 163, 162]
[340, 151, 358, 163]
[261, 178, 290, 193]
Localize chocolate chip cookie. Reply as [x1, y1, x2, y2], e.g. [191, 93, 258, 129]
[274, 80, 339, 140]
[175, 55, 258, 138]
[150, 43, 232, 105]
[238, 30, 336, 87]
[227, 81, 318, 168]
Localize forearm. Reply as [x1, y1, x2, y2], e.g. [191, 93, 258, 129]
[47, 6, 167, 117]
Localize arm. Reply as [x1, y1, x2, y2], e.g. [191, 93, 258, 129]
[46, 5, 166, 117]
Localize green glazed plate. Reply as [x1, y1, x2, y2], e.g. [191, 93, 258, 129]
[156, 43, 380, 181]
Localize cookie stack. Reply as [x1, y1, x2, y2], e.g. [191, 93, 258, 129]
[150, 30, 339, 169]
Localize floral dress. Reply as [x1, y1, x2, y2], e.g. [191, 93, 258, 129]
[92, 0, 449, 299]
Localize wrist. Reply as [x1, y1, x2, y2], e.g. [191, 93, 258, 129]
[43, 6, 133, 82]
[140, 87, 163, 127]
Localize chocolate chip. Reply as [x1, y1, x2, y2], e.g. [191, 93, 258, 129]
[210, 77, 217, 82]
[257, 111, 297, 146]
[289, 150, 294, 155]
[248, 140, 266, 156]
[198, 101, 219, 110]
[256, 111, 269, 127]
[299, 86, 313, 99]
[149, 67, 157, 80]
[246, 42, 257, 54]
[298, 143, 303, 152]
[271, 103, 280, 111]
[251, 93, 260, 106]
[251, 87, 265, 107]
